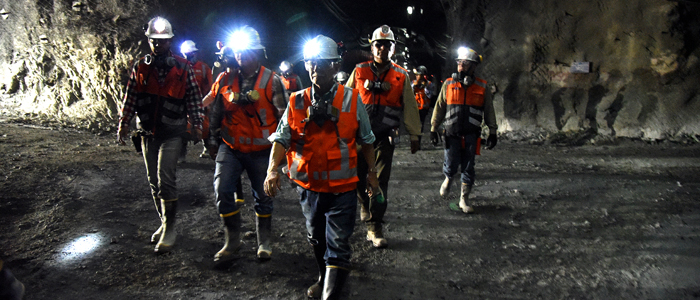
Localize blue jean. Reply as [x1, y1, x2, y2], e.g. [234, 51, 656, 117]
[443, 134, 478, 185]
[142, 136, 183, 201]
[213, 144, 273, 216]
[298, 187, 357, 269]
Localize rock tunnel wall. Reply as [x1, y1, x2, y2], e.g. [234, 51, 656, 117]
[0, 0, 154, 131]
[1, 0, 699, 141]
[442, 0, 700, 142]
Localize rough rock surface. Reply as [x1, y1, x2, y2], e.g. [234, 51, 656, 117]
[1, 0, 699, 142]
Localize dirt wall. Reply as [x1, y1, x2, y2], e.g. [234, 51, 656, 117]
[442, 0, 700, 142]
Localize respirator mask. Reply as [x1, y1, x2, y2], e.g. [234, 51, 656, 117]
[144, 54, 177, 69]
[231, 89, 260, 105]
[452, 71, 474, 87]
[303, 94, 340, 126]
[364, 79, 391, 93]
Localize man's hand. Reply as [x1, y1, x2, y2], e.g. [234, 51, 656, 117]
[117, 127, 129, 145]
[264, 170, 281, 197]
[366, 171, 379, 197]
[206, 136, 219, 160]
[193, 128, 202, 141]
[410, 140, 420, 154]
[485, 134, 497, 149]
[430, 131, 440, 146]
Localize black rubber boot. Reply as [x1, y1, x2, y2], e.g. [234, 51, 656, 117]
[214, 213, 241, 262]
[256, 216, 272, 260]
[322, 267, 349, 300]
[154, 199, 177, 254]
[307, 244, 327, 298]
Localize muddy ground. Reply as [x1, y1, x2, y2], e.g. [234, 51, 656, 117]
[1, 120, 699, 300]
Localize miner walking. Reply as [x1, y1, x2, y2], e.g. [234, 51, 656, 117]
[345, 25, 422, 248]
[206, 26, 287, 262]
[264, 34, 378, 300]
[430, 46, 497, 213]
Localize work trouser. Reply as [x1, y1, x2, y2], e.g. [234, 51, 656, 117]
[142, 135, 183, 201]
[213, 144, 273, 217]
[443, 134, 478, 185]
[299, 188, 356, 269]
[356, 134, 393, 226]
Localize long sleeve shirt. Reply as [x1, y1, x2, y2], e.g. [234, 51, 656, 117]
[119, 51, 204, 131]
[268, 84, 376, 148]
[345, 62, 422, 141]
[430, 77, 497, 134]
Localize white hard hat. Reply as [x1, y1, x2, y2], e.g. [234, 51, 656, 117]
[180, 40, 198, 54]
[229, 26, 265, 52]
[280, 61, 292, 72]
[370, 25, 395, 43]
[145, 17, 174, 39]
[303, 35, 341, 60]
[456, 46, 482, 63]
[335, 71, 349, 83]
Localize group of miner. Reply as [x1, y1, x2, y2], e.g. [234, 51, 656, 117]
[115, 17, 498, 300]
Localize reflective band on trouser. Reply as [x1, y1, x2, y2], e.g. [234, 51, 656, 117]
[256, 213, 271, 217]
[381, 105, 401, 128]
[220, 209, 240, 217]
[138, 97, 152, 107]
[329, 139, 356, 180]
[138, 113, 150, 122]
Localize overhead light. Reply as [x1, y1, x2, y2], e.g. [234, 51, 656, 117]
[0, 8, 9, 20]
[407, 6, 414, 15]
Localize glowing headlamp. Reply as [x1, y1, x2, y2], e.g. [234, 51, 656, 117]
[154, 18, 167, 33]
[229, 30, 251, 52]
[457, 47, 469, 59]
[280, 61, 290, 72]
[303, 39, 321, 60]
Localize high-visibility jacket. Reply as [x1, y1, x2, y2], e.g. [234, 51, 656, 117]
[191, 60, 212, 92]
[213, 66, 278, 153]
[134, 55, 189, 138]
[353, 61, 409, 136]
[444, 76, 488, 136]
[281, 74, 301, 92]
[413, 80, 431, 110]
[286, 85, 360, 193]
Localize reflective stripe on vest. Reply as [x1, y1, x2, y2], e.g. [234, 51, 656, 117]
[217, 66, 278, 152]
[444, 77, 487, 136]
[286, 85, 359, 193]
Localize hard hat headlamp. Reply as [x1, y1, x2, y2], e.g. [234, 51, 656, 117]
[230, 30, 251, 52]
[280, 61, 291, 72]
[303, 39, 321, 60]
[154, 18, 167, 33]
[180, 40, 197, 54]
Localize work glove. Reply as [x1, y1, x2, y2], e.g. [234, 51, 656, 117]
[485, 134, 497, 149]
[410, 140, 420, 154]
[430, 131, 440, 146]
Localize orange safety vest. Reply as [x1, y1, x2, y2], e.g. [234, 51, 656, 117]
[444, 76, 487, 136]
[286, 85, 360, 193]
[353, 61, 409, 136]
[281, 74, 301, 92]
[191, 60, 212, 92]
[413, 80, 431, 110]
[214, 66, 278, 153]
[134, 55, 189, 137]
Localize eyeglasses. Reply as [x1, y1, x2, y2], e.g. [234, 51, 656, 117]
[304, 59, 338, 68]
[372, 40, 394, 48]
